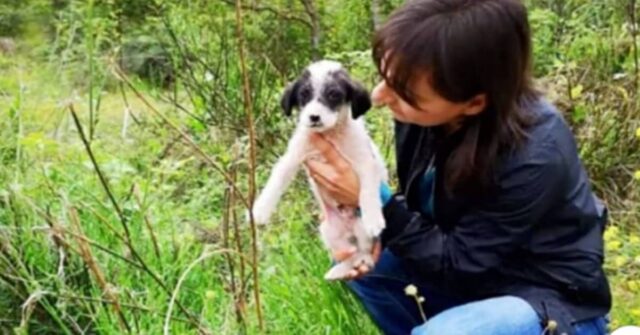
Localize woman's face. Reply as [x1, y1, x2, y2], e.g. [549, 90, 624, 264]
[371, 75, 486, 128]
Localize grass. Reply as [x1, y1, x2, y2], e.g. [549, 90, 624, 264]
[2, 1, 640, 332]
[0, 50, 379, 334]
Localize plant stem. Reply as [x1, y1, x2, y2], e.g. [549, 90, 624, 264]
[234, 0, 264, 331]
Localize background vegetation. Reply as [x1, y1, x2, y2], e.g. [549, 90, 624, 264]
[0, 0, 638, 333]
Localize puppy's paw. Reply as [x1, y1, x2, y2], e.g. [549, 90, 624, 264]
[360, 210, 385, 238]
[324, 262, 353, 281]
[248, 200, 272, 225]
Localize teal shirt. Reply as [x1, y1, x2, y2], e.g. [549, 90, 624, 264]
[380, 167, 435, 217]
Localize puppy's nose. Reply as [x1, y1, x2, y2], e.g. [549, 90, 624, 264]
[310, 115, 320, 123]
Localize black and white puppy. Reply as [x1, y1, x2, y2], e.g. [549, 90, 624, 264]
[252, 60, 388, 280]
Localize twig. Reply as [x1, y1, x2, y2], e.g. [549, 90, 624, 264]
[630, 0, 639, 91]
[219, 0, 312, 28]
[111, 66, 251, 211]
[163, 248, 242, 335]
[229, 150, 247, 326]
[132, 184, 161, 260]
[59, 293, 192, 324]
[18, 193, 145, 271]
[67, 105, 204, 330]
[68, 206, 132, 333]
[299, 0, 322, 59]
[234, 0, 264, 331]
[69, 104, 132, 243]
[119, 82, 140, 125]
[222, 179, 239, 321]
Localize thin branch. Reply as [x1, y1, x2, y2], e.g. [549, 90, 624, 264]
[68, 206, 132, 333]
[234, 0, 264, 331]
[68, 105, 132, 243]
[299, 0, 322, 59]
[163, 248, 249, 335]
[59, 293, 192, 324]
[111, 65, 251, 210]
[220, 0, 312, 28]
[630, 0, 639, 91]
[67, 105, 204, 331]
[132, 184, 161, 260]
[229, 150, 247, 326]
[16, 190, 145, 271]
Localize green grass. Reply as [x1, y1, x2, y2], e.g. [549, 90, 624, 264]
[2, 1, 640, 331]
[0, 51, 379, 334]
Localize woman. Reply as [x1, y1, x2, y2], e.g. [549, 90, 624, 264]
[305, 0, 611, 334]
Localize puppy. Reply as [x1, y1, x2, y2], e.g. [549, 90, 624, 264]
[251, 60, 388, 280]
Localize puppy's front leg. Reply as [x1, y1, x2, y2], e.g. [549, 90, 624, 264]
[356, 166, 385, 239]
[252, 133, 308, 225]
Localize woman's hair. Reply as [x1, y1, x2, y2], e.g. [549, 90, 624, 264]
[373, 0, 539, 195]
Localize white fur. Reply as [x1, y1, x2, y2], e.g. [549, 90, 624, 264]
[251, 60, 388, 280]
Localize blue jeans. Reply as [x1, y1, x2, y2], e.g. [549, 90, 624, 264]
[346, 250, 608, 335]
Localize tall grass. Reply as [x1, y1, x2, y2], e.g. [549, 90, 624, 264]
[1, 0, 640, 333]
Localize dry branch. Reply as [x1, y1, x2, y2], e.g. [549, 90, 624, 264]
[234, 0, 264, 331]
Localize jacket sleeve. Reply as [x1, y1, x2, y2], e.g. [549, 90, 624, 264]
[380, 142, 567, 281]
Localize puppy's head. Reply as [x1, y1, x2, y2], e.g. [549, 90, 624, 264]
[280, 60, 371, 132]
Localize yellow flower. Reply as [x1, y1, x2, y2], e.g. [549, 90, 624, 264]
[628, 280, 640, 293]
[604, 225, 619, 242]
[630, 235, 640, 245]
[634, 170, 640, 180]
[607, 240, 622, 252]
[631, 308, 640, 318]
[613, 255, 627, 268]
[205, 290, 215, 300]
[404, 284, 418, 296]
[635, 127, 640, 138]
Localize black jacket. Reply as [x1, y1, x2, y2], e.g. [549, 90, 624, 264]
[380, 100, 611, 335]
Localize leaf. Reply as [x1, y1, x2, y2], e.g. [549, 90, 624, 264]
[571, 84, 584, 99]
[572, 104, 587, 123]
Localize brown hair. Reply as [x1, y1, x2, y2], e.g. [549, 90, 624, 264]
[373, 0, 539, 195]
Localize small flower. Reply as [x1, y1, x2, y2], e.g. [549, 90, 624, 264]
[404, 284, 418, 296]
[205, 290, 215, 300]
[608, 240, 622, 252]
[636, 127, 640, 138]
[628, 280, 640, 293]
[204, 71, 214, 82]
[404, 284, 427, 322]
[613, 255, 627, 268]
[634, 170, 640, 181]
[604, 225, 619, 242]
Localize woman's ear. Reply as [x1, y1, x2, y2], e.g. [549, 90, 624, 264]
[280, 80, 301, 116]
[349, 81, 372, 119]
[462, 94, 487, 116]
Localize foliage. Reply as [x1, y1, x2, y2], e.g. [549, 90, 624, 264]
[1, 0, 639, 334]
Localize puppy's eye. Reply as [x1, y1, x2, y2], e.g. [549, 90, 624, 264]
[327, 90, 342, 101]
[299, 88, 312, 101]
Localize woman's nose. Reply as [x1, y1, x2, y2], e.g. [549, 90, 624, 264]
[371, 81, 394, 107]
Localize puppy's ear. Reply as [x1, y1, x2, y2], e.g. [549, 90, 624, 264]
[349, 80, 372, 119]
[280, 81, 300, 117]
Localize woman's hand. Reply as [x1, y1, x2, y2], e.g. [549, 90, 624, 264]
[333, 242, 382, 280]
[305, 133, 360, 207]
[306, 133, 383, 280]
